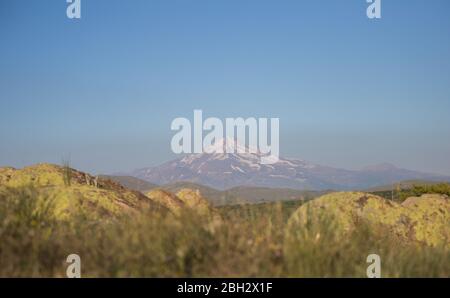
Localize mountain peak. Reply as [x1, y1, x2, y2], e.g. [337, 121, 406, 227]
[130, 155, 449, 191]
[204, 137, 259, 155]
[180, 137, 264, 166]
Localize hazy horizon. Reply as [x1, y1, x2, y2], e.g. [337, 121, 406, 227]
[1, 0, 450, 175]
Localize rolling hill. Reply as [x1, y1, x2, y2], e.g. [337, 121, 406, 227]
[364, 179, 450, 192]
[0, 164, 165, 220]
[99, 175, 158, 192]
[100, 175, 320, 206]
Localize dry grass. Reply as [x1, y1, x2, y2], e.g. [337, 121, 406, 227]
[0, 186, 448, 277]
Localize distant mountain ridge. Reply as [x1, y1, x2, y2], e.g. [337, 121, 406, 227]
[103, 176, 318, 206]
[125, 138, 450, 191]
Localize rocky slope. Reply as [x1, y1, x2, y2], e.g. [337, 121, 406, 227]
[145, 188, 216, 217]
[0, 164, 167, 220]
[99, 175, 158, 192]
[286, 192, 449, 248]
[0, 163, 225, 222]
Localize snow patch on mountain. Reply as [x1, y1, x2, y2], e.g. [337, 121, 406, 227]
[128, 138, 450, 190]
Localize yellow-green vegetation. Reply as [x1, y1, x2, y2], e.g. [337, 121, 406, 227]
[146, 189, 186, 214]
[371, 182, 450, 202]
[176, 189, 214, 214]
[0, 165, 449, 277]
[145, 188, 216, 216]
[287, 192, 449, 248]
[145, 188, 222, 233]
[399, 183, 450, 201]
[0, 164, 165, 220]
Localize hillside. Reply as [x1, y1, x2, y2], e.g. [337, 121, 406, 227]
[1, 165, 449, 277]
[99, 175, 158, 192]
[157, 181, 320, 206]
[0, 164, 166, 220]
[364, 179, 447, 192]
[286, 192, 450, 248]
[159, 182, 222, 203]
[222, 186, 322, 205]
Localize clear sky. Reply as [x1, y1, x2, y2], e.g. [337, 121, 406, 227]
[1, 0, 450, 175]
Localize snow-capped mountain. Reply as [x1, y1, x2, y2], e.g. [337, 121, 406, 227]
[129, 138, 450, 190]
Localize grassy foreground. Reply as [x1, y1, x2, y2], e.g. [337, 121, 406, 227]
[0, 185, 448, 277]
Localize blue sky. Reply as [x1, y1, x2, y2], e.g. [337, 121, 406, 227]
[1, 0, 450, 175]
